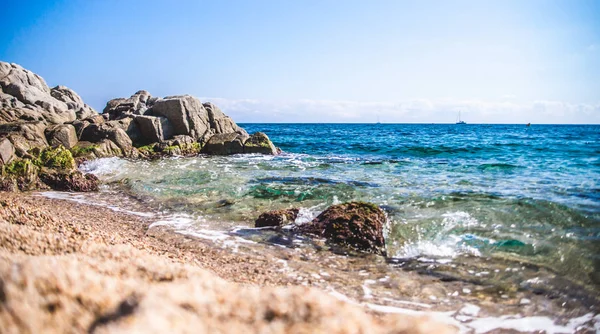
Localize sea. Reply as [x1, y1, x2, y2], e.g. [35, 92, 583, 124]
[63, 123, 600, 332]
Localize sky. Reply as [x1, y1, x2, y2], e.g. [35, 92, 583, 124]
[1, 0, 599, 123]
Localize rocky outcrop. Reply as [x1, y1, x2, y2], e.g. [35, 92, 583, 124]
[104, 91, 256, 153]
[296, 202, 387, 256]
[255, 208, 300, 228]
[0, 60, 280, 192]
[0, 62, 95, 124]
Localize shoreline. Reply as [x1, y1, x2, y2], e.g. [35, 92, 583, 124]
[0, 191, 456, 333]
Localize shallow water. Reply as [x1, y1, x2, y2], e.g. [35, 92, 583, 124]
[79, 123, 600, 332]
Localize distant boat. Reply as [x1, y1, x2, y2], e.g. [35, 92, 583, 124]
[376, 115, 381, 124]
[456, 111, 466, 124]
[526, 123, 531, 127]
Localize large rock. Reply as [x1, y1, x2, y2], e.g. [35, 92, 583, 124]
[255, 208, 299, 228]
[0, 121, 48, 157]
[201, 132, 248, 155]
[134, 115, 173, 144]
[0, 137, 15, 165]
[244, 132, 278, 155]
[103, 90, 156, 120]
[296, 202, 387, 256]
[203, 102, 246, 135]
[50, 85, 97, 120]
[79, 123, 133, 156]
[152, 95, 210, 139]
[45, 124, 78, 149]
[0, 62, 95, 124]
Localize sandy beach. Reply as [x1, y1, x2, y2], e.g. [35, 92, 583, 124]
[0, 191, 455, 333]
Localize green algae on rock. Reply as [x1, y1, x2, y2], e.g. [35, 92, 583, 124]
[0, 146, 98, 192]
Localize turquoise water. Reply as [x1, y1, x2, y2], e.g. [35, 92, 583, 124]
[84, 123, 600, 298]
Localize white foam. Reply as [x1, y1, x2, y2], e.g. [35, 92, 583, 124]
[79, 157, 127, 177]
[329, 289, 599, 333]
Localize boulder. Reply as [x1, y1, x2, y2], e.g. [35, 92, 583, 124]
[244, 132, 278, 155]
[152, 95, 210, 139]
[0, 137, 15, 165]
[79, 123, 133, 155]
[0, 62, 83, 124]
[0, 121, 48, 157]
[296, 202, 387, 256]
[50, 85, 96, 120]
[103, 90, 155, 120]
[45, 124, 78, 149]
[107, 116, 143, 146]
[134, 115, 173, 144]
[201, 132, 248, 155]
[255, 208, 299, 228]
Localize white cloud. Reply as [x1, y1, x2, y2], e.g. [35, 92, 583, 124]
[202, 97, 600, 124]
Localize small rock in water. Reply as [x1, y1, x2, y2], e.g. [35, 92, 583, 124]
[255, 208, 300, 228]
[296, 202, 387, 256]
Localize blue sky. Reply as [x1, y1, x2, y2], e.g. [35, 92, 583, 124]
[1, 0, 599, 123]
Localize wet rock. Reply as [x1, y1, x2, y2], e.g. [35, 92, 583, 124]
[38, 168, 99, 192]
[0, 137, 15, 165]
[297, 202, 387, 256]
[201, 132, 248, 155]
[45, 124, 78, 149]
[255, 208, 300, 228]
[244, 132, 278, 155]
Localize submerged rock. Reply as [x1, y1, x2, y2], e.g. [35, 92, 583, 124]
[297, 202, 387, 256]
[255, 208, 300, 228]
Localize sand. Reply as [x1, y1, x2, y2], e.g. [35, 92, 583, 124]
[0, 192, 455, 333]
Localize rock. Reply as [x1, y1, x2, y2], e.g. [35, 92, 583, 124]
[103, 90, 155, 120]
[152, 95, 210, 139]
[38, 167, 99, 192]
[134, 115, 174, 144]
[244, 132, 278, 155]
[0, 121, 48, 157]
[255, 208, 299, 228]
[297, 202, 387, 256]
[79, 123, 133, 156]
[50, 85, 96, 120]
[203, 102, 246, 135]
[0, 137, 15, 165]
[201, 132, 249, 155]
[45, 124, 78, 149]
[0, 62, 94, 124]
[108, 116, 143, 146]
[94, 139, 123, 158]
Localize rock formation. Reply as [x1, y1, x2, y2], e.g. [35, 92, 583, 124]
[0, 61, 279, 191]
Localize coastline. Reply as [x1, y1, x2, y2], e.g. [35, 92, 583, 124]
[0, 191, 454, 333]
